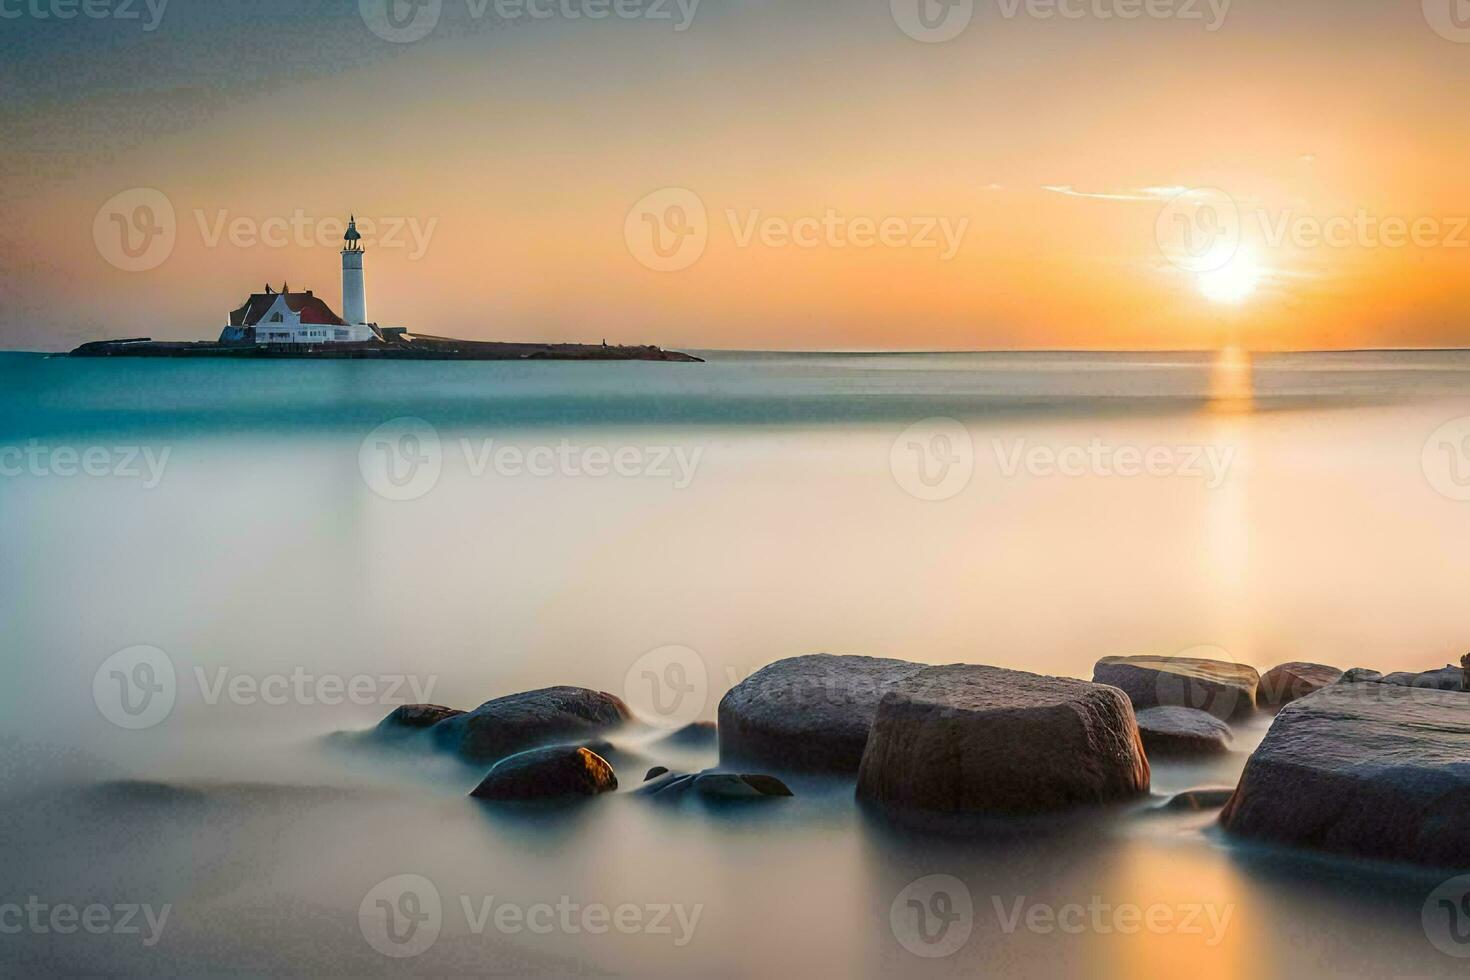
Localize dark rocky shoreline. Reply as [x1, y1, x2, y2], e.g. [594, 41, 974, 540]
[68, 336, 704, 362]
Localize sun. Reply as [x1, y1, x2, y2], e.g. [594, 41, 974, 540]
[1197, 249, 1261, 305]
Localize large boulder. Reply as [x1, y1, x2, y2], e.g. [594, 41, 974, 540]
[1092, 655, 1259, 721]
[469, 746, 617, 802]
[1135, 706, 1233, 757]
[1379, 666, 1467, 692]
[1220, 683, 1470, 868]
[1258, 662, 1343, 707]
[430, 687, 632, 765]
[855, 664, 1150, 815]
[718, 654, 926, 773]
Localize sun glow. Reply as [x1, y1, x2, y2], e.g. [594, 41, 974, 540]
[1198, 250, 1262, 305]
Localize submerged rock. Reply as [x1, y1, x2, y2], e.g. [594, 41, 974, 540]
[1219, 683, 1470, 868]
[718, 654, 925, 773]
[1135, 706, 1233, 757]
[469, 746, 617, 802]
[1163, 788, 1236, 811]
[855, 664, 1150, 815]
[659, 721, 718, 748]
[429, 687, 631, 765]
[636, 769, 793, 801]
[1379, 666, 1467, 692]
[1258, 662, 1343, 707]
[376, 704, 465, 734]
[1093, 655, 1259, 721]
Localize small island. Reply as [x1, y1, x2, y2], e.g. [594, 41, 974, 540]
[69, 216, 702, 363]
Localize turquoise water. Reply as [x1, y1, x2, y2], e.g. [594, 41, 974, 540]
[1, 349, 1468, 976]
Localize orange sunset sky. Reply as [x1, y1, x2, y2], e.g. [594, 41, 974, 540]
[1, 1, 1467, 352]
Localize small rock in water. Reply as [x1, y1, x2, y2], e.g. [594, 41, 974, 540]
[1163, 788, 1236, 811]
[469, 746, 618, 802]
[428, 687, 632, 765]
[1257, 662, 1343, 707]
[636, 769, 793, 801]
[1093, 655, 1259, 721]
[659, 721, 717, 748]
[1135, 706, 1233, 757]
[645, 766, 670, 782]
[856, 664, 1150, 815]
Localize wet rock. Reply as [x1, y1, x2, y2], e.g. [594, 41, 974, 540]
[636, 769, 793, 801]
[429, 687, 632, 765]
[718, 654, 926, 773]
[1093, 655, 1259, 721]
[645, 766, 670, 782]
[1379, 666, 1467, 692]
[1258, 662, 1343, 707]
[469, 746, 617, 802]
[375, 704, 465, 734]
[1135, 706, 1233, 757]
[1163, 788, 1236, 811]
[1220, 683, 1470, 868]
[659, 721, 718, 748]
[856, 664, 1150, 815]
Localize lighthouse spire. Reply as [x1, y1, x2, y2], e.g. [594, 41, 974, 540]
[341, 214, 366, 324]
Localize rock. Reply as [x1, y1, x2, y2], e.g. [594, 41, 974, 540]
[1379, 666, 1467, 692]
[855, 664, 1150, 815]
[469, 746, 617, 802]
[375, 704, 465, 734]
[636, 769, 793, 801]
[1135, 706, 1233, 757]
[645, 766, 670, 782]
[1258, 662, 1343, 707]
[659, 721, 717, 748]
[1219, 683, 1470, 868]
[1092, 655, 1259, 721]
[718, 654, 926, 773]
[429, 687, 632, 764]
[1162, 788, 1236, 811]
[1339, 668, 1382, 684]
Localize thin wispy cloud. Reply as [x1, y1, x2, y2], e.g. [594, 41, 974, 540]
[1042, 185, 1188, 202]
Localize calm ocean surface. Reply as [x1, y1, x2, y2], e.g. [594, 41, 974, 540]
[2, 349, 1468, 976]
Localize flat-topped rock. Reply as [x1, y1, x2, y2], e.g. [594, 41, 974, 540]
[1135, 706, 1233, 757]
[1379, 666, 1466, 692]
[470, 746, 617, 802]
[1220, 683, 1470, 868]
[1258, 662, 1343, 707]
[1093, 655, 1259, 721]
[855, 664, 1150, 815]
[429, 687, 631, 765]
[718, 654, 926, 773]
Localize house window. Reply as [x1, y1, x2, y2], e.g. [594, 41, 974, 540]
[269, 313, 283, 323]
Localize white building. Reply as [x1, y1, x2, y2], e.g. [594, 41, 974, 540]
[219, 216, 379, 344]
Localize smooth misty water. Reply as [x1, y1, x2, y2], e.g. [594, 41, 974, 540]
[2, 349, 1468, 977]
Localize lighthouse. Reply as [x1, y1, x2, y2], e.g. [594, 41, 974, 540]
[341, 215, 367, 326]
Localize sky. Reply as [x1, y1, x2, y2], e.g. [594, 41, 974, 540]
[1, 0, 1467, 352]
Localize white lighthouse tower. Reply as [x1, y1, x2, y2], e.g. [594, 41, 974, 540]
[341, 215, 367, 326]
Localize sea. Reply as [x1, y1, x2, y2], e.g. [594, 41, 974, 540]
[1, 348, 1468, 976]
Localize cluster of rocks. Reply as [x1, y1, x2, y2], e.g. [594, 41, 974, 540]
[367, 649, 1469, 868]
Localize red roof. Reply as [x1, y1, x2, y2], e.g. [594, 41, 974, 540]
[230, 291, 345, 327]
